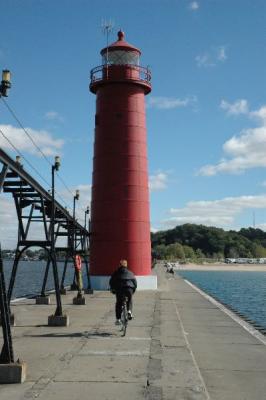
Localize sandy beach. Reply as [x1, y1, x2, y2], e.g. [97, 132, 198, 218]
[176, 263, 266, 271]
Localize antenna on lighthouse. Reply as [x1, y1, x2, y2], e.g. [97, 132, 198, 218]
[101, 19, 114, 65]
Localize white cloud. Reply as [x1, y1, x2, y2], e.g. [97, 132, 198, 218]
[220, 99, 249, 115]
[0, 196, 17, 244]
[163, 194, 266, 229]
[149, 172, 168, 191]
[196, 46, 228, 67]
[195, 53, 215, 68]
[217, 46, 227, 62]
[0, 124, 64, 156]
[199, 103, 266, 176]
[250, 106, 266, 123]
[148, 96, 197, 110]
[189, 1, 199, 11]
[44, 111, 64, 123]
[256, 223, 266, 231]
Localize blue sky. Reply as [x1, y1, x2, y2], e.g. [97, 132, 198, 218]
[1, 0, 266, 248]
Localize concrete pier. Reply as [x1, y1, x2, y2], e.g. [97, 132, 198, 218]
[0, 265, 266, 399]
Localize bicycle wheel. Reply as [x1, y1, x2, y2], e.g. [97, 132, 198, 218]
[121, 302, 128, 336]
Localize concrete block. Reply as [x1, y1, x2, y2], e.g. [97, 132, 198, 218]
[84, 288, 94, 294]
[91, 275, 157, 290]
[60, 287, 67, 295]
[0, 361, 27, 383]
[48, 314, 69, 327]
[0, 313, 15, 327]
[35, 296, 50, 305]
[73, 295, 86, 305]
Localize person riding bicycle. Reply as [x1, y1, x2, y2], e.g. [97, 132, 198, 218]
[109, 259, 137, 325]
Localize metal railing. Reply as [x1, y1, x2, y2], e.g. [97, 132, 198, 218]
[90, 64, 152, 85]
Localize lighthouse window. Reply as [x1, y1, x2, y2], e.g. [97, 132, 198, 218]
[102, 50, 139, 66]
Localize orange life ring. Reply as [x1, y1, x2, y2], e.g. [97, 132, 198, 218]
[75, 255, 82, 271]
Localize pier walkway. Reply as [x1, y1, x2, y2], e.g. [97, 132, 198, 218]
[1, 265, 266, 400]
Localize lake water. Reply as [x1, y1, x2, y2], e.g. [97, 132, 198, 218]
[2, 260, 88, 299]
[177, 270, 266, 330]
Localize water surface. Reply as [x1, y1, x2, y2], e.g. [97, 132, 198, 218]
[177, 270, 266, 330]
[3, 260, 88, 299]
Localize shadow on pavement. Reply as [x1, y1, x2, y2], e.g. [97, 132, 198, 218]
[24, 331, 114, 338]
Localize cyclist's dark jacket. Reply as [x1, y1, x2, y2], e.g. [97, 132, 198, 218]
[109, 267, 137, 293]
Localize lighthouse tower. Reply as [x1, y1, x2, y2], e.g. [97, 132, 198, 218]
[89, 31, 157, 290]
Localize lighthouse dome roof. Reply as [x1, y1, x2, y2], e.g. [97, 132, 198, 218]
[100, 31, 141, 56]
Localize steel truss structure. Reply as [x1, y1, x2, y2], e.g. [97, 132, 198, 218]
[0, 246, 14, 363]
[0, 148, 91, 315]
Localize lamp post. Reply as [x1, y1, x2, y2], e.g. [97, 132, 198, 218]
[0, 70, 11, 97]
[83, 205, 93, 294]
[73, 189, 80, 252]
[51, 156, 61, 250]
[50, 156, 63, 316]
[48, 156, 69, 325]
[0, 72, 28, 381]
[84, 206, 90, 230]
[70, 190, 80, 290]
[71, 190, 86, 303]
[73, 190, 80, 222]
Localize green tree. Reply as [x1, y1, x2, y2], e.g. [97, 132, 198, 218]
[183, 245, 195, 260]
[212, 252, 224, 261]
[165, 243, 185, 260]
[253, 244, 266, 258]
[153, 244, 167, 259]
[151, 223, 264, 261]
[195, 248, 205, 259]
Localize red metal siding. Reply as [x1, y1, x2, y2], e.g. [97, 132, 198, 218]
[90, 82, 151, 276]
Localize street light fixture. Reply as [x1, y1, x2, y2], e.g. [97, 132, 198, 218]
[0, 70, 11, 97]
[54, 156, 61, 171]
[84, 206, 90, 230]
[75, 189, 80, 201]
[15, 155, 23, 167]
[73, 189, 80, 223]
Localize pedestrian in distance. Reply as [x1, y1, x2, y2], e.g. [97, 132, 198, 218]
[109, 259, 137, 325]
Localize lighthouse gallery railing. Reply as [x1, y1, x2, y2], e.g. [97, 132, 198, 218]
[90, 64, 151, 85]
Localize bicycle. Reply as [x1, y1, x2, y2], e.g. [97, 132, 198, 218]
[120, 296, 128, 337]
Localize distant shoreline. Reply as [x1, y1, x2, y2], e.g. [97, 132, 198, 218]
[176, 263, 266, 272]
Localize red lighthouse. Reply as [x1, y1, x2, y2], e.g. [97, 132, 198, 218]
[89, 31, 157, 290]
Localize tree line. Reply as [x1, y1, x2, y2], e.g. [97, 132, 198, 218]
[151, 224, 266, 261]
